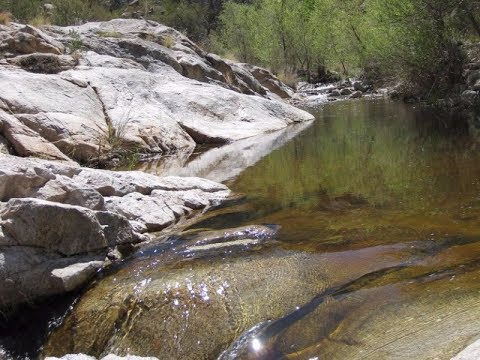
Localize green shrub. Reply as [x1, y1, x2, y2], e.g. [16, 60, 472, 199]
[67, 30, 84, 54]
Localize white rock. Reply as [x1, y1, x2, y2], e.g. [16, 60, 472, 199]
[0, 19, 313, 162]
[46, 355, 96, 360]
[452, 339, 480, 360]
[1, 198, 107, 255]
[0, 109, 72, 161]
[104, 192, 182, 232]
[51, 261, 104, 292]
[101, 355, 159, 360]
[0, 71, 108, 161]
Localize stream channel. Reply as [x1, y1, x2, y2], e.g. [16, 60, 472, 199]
[4, 98, 480, 359]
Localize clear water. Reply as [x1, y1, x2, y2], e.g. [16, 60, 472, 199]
[42, 99, 480, 359]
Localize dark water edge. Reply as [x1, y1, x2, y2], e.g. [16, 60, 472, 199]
[0, 293, 80, 360]
[2, 98, 480, 359]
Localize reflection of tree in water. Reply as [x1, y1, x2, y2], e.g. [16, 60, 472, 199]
[233, 100, 480, 212]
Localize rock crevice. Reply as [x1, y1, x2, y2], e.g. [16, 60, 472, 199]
[0, 154, 230, 309]
[0, 18, 314, 164]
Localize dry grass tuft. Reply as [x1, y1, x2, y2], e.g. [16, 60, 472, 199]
[29, 14, 51, 27]
[277, 70, 299, 88]
[161, 34, 175, 48]
[0, 11, 12, 25]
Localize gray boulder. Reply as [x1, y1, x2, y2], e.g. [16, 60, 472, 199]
[238, 63, 294, 99]
[0, 24, 64, 58]
[473, 79, 480, 91]
[461, 90, 479, 105]
[0, 70, 109, 162]
[51, 261, 104, 292]
[1, 198, 108, 256]
[351, 90, 363, 99]
[340, 88, 353, 96]
[0, 154, 231, 307]
[0, 109, 73, 161]
[353, 81, 367, 92]
[0, 246, 106, 308]
[329, 89, 342, 97]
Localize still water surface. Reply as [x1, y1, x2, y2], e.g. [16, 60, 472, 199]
[44, 99, 480, 359]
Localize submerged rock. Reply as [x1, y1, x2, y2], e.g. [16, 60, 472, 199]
[45, 355, 159, 360]
[43, 242, 425, 359]
[42, 234, 480, 359]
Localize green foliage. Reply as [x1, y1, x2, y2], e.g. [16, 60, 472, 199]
[66, 30, 84, 54]
[1, 0, 478, 99]
[212, 0, 368, 78]
[50, 0, 112, 25]
[213, 0, 479, 98]
[0, 0, 113, 25]
[145, 0, 209, 42]
[0, 0, 40, 21]
[360, 0, 465, 97]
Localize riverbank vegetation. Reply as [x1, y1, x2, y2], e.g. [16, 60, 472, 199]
[213, 0, 480, 100]
[1, 0, 480, 100]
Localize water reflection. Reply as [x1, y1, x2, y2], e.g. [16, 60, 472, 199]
[131, 121, 313, 183]
[43, 100, 480, 360]
[193, 100, 480, 252]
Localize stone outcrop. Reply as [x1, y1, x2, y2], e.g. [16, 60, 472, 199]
[0, 19, 313, 164]
[296, 79, 373, 106]
[0, 23, 64, 57]
[0, 154, 230, 308]
[239, 63, 294, 99]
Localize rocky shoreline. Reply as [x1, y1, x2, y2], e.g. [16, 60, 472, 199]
[0, 154, 231, 309]
[0, 17, 315, 313]
[1, 17, 479, 360]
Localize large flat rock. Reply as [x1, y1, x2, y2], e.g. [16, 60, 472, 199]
[0, 19, 314, 163]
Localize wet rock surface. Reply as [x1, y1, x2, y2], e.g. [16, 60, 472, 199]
[43, 234, 480, 360]
[42, 238, 402, 359]
[295, 79, 373, 107]
[46, 355, 159, 360]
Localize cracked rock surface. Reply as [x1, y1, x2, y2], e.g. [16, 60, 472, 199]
[0, 19, 313, 163]
[0, 154, 230, 308]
